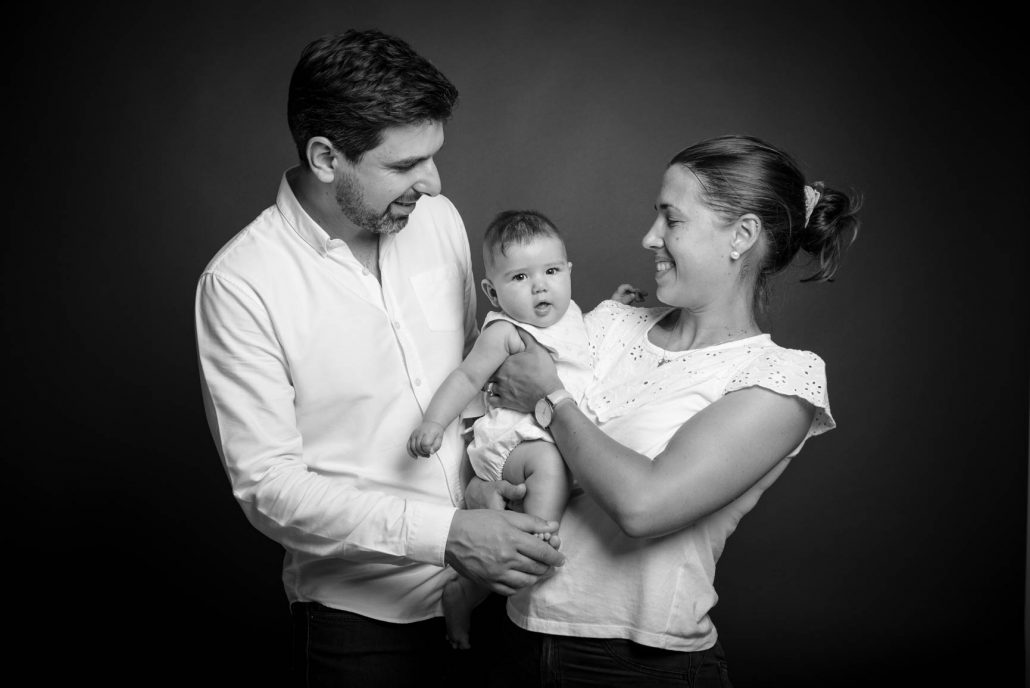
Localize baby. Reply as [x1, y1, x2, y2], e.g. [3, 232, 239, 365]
[408, 209, 643, 649]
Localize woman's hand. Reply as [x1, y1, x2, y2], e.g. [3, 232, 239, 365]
[490, 331, 563, 412]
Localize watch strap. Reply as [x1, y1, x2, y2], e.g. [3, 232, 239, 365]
[546, 389, 575, 409]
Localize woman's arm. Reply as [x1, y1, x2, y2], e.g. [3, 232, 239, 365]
[493, 334, 814, 538]
[547, 388, 812, 537]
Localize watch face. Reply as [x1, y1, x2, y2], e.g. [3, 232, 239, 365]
[534, 397, 552, 428]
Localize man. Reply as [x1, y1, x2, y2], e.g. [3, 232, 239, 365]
[195, 29, 563, 685]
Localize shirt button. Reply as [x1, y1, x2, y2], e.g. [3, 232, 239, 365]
[393, 320, 401, 329]
[414, 378, 422, 386]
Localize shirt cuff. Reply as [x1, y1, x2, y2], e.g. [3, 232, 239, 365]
[406, 501, 457, 567]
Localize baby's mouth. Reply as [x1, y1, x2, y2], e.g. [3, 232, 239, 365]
[533, 301, 552, 314]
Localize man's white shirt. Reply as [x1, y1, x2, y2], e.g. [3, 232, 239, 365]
[195, 172, 477, 622]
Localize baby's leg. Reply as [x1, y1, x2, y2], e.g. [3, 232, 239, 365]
[502, 440, 571, 527]
[442, 572, 490, 650]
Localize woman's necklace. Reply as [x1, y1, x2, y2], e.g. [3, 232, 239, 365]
[653, 318, 761, 367]
[657, 348, 688, 367]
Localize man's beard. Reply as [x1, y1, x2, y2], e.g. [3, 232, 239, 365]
[335, 175, 410, 235]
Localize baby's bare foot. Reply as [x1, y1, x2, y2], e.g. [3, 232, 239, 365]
[443, 576, 486, 650]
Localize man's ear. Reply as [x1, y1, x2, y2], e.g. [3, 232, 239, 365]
[305, 136, 339, 184]
[480, 278, 500, 308]
[731, 213, 763, 257]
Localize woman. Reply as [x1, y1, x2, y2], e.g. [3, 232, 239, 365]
[475, 134, 861, 686]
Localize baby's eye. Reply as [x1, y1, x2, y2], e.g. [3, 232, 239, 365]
[546, 267, 561, 275]
[512, 274, 527, 281]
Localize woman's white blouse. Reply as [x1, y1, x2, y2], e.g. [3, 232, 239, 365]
[506, 301, 835, 651]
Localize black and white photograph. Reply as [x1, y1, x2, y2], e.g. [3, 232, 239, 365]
[10, 2, 1026, 686]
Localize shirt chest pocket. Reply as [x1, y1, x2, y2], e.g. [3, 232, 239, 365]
[409, 266, 464, 331]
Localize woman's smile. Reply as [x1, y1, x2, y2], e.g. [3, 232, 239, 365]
[655, 257, 675, 276]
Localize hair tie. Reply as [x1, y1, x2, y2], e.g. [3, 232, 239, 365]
[803, 185, 821, 227]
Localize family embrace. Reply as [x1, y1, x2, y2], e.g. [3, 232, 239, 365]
[195, 28, 860, 687]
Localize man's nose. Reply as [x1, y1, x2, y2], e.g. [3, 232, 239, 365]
[413, 158, 441, 197]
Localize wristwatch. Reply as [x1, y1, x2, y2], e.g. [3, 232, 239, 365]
[533, 389, 575, 429]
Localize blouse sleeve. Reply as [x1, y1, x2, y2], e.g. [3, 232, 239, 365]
[583, 300, 628, 364]
[725, 348, 836, 453]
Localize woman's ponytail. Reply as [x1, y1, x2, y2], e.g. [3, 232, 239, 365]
[799, 181, 862, 283]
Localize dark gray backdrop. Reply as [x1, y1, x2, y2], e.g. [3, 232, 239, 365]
[10, 2, 1026, 686]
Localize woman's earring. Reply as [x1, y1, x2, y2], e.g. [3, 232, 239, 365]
[729, 250, 740, 260]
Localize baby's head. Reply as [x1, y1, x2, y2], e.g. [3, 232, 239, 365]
[481, 210, 572, 328]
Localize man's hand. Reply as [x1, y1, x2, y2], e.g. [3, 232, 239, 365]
[465, 477, 526, 511]
[445, 510, 565, 596]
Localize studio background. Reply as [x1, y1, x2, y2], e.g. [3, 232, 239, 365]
[10, 2, 1026, 686]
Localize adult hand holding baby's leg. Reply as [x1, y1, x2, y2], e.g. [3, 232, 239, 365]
[465, 476, 527, 511]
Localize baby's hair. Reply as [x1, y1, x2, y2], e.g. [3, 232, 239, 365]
[483, 210, 564, 269]
[669, 134, 861, 312]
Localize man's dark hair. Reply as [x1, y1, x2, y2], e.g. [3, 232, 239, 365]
[287, 29, 459, 164]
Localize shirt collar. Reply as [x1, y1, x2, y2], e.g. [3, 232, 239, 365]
[275, 168, 343, 257]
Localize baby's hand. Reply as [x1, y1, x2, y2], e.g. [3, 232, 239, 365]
[408, 421, 445, 458]
[611, 284, 647, 305]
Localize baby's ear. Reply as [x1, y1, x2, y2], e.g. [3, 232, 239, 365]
[480, 278, 500, 307]
[568, 261, 573, 273]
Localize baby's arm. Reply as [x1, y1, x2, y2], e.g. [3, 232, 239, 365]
[610, 284, 647, 305]
[407, 321, 527, 457]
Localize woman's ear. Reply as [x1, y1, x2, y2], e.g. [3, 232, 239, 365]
[305, 136, 338, 184]
[480, 278, 500, 308]
[731, 213, 762, 257]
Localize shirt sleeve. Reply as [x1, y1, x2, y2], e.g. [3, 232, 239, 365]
[583, 299, 628, 366]
[195, 271, 455, 566]
[725, 348, 836, 454]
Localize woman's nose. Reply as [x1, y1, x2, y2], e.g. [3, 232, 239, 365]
[642, 218, 664, 250]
